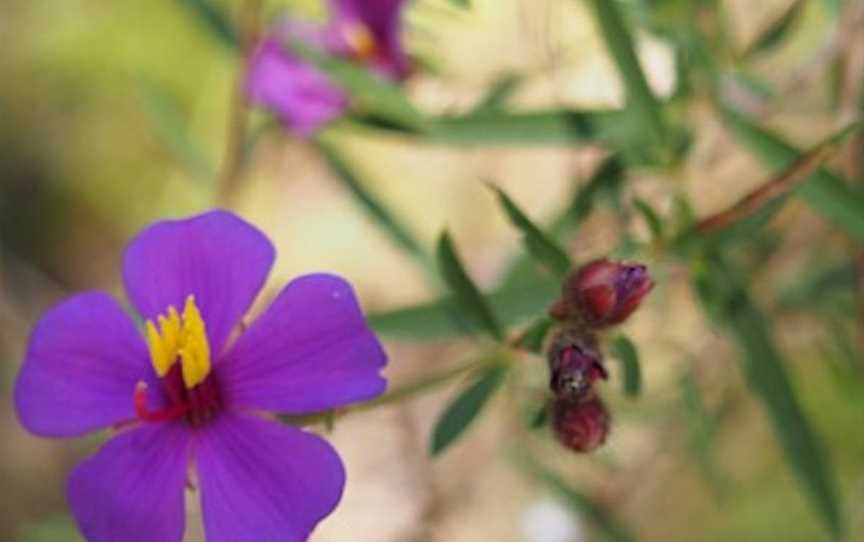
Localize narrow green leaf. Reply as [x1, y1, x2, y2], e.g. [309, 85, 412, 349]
[294, 44, 426, 130]
[499, 155, 624, 289]
[431, 365, 507, 456]
[743, 0, 806, 58]
[521, 457, 637, 542]
[585, 0, 669, 147]
[351, 109, 663, 163]
[177, 0, 239, 49]
[679, 368, 730, 498]
[470, 74, 521, 114]
[609, 335, 641, 397]
[632, 196, 663, 240]
[492, 186, 573, 277]
[518, 317, 554, 354]
[425, 110, 618, 146]
[691, 254, 845, 539]
[448, 0, 471, 8]
[722, 107, 864, 241]
[528, 402, 549, 429]
[368, 274, 559, 338]
[316, 140, 429, 267]
[556, 156, 626, 234]
[776, 261, 856, 311]
[136, 78, 216, 183]
[437, 232, 504, 340]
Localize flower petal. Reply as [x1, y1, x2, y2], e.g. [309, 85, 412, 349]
[246, 39, 349, 136]
[219, 273, 387, 414]
[15, 292, 156, 437]
[196, 413, 345, 542]
[68, 423, 190, 542]
[330, 0, 410, 78]
[122, 210, 275, 356]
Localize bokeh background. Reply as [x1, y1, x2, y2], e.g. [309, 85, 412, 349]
[2, 0, 864, 541]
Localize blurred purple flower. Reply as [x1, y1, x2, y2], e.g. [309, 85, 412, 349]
[15, 210, 387, 542]
[247, 0, 411, 135]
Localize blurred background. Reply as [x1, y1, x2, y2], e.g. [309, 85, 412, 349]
[2, 0, 864, 540]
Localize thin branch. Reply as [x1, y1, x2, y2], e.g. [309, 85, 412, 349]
[695, 126, 857, 234]
[281, 357, 485, 427]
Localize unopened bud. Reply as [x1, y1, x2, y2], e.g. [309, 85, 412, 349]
[550, 259, 653, 327]
[547, 330, 606, 402]
[552, 395, 610, 453]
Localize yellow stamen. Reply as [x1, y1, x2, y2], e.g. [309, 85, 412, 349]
[180, 295, 211, 389]
[144, 295, 211, 388]
[345, 24, 377, 61]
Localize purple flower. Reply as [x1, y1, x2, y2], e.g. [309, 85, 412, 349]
[247, 0, 411, 135]
[14, 210, 387, 542]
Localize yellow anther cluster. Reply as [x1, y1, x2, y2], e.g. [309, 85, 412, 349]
[145, 295, 211, 389]
[345, 24, 377, 61]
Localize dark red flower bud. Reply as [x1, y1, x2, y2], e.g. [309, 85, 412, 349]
[552, 395, 610, 453]
[550, 259, 653, 326]
[547, 330, 606, 402]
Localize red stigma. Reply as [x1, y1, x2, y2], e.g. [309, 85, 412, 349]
[133, 363, 223, 426]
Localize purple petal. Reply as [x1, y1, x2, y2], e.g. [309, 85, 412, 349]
[15, 292, 157, 437]
[246, 39, 349, 136]
[330, 0, 410, 78]
[68, 423, 190, 542]
[219, 273, 387, 414]
[122, 210, 275, 356]
[196, 413, 345, 542]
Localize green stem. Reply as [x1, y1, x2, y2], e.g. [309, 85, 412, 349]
[282, 357, 488, 426]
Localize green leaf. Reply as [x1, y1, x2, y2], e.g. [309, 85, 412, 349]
[691, 253, 845, 539]
[521, 457, 637, 542]
[528, 402, 549, 429]
[368, 274, 559, 338]
[492, 185, 573, 277]
[470, 74, 521, 114]
[555, 156, 626, 234]
[499, 155, 624, 289]
[585, 0, 669, 149]
[316, 140, 429, 269]
[425, 110, 620, 146]
[177, 0, 239, 49]
[518, 317, 554, 354]
[632, 196, 663, 240]
[437, 232, 504, 340]
[136, 78, 216, 183]
[294, 44, 426, 130]
[776, 261, 856, 311]
[742, 0, 806, 58]
[678, 368, 730, 498]
[431, 365, 507, 456]
[609, 335, 641, 397]
[448, 0, 471, 8]
[722, 108, 864, 241]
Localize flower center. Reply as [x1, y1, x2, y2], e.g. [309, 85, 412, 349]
[134, 295, 222, 425]
[343, 23, 378, 62]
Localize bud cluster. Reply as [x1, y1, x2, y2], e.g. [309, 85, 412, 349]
[544, 259, 653, 452]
